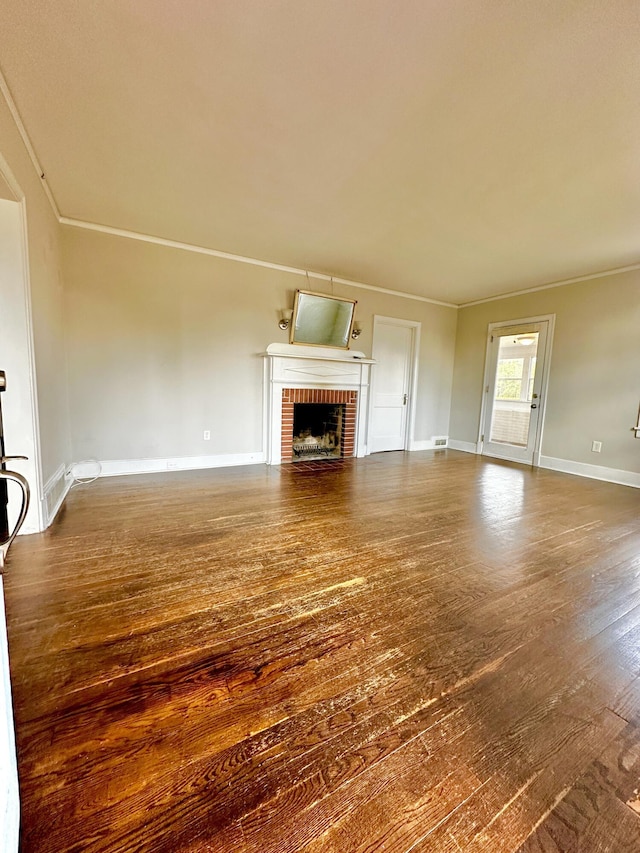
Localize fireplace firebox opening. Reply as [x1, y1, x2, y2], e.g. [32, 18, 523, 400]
[292, 404, 344, 461]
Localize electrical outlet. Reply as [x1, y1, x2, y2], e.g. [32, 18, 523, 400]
[203, 430, 211, 441]
[591, 440, 602, 453]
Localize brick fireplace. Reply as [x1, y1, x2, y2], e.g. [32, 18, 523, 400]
[264, 343, 374, 465]
[281, 388, 357, 462]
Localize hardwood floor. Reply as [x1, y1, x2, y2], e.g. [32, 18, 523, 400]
[4, 450, 640, 852]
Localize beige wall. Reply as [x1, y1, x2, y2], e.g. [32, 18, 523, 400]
[61, 227, 457, 464]
[0, 91, 70, 517]
[450, 270, 640, 474]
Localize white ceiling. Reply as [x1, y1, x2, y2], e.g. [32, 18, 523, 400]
[1, 1, 639, 304]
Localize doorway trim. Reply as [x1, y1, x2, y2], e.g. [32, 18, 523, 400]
[370, 315, 421, 452]
[0, 149, 44, 532]
[477, 314, 555, 466]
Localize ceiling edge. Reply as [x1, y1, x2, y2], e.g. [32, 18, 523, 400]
[3, 63, 637, 311]
[59, 216, 458, 308]
[2, 54, 454, 308]
[0, 64, 60, 218]
[460, 261, 640, 308]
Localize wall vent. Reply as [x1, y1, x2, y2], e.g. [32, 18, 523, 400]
[44, 466, 71, 525]
[433, 436, 448, 448]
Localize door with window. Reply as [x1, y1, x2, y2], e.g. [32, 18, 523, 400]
[481, 320, 550, 464]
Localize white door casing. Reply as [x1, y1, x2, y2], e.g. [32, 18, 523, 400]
[479, 315, 555, 466]
[0, 164, 43, 534]
[369, 316, 420, 453]
[0, 152, 40, 852]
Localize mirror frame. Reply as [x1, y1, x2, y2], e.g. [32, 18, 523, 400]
[290, 290, 357, 350]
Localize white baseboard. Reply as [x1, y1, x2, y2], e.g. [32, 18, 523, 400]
[448, 439, 478, 454]
[539, 456, 640, 489]
[482, 450, 533, 465]
[409, 436, 449, 451]
[72, 452, 266, 479]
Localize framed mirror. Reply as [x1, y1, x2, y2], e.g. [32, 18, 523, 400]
[290, 290, 357, 349]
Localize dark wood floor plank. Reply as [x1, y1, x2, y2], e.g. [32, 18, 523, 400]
[4, 451, 640, 852]
[613, 676, 640, 723]
[517, 718, 640, 852]
[231, 595, 640, 851]
[17, 560, 631, 834]
[399, 706, 625, 852]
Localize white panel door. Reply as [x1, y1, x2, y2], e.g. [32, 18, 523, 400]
[370, 320, 414, 453]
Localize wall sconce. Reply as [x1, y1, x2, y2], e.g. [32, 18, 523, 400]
[279, 309, 293, 331]
[351, 325, 362, 340]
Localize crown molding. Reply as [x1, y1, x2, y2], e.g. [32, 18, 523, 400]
[59, 217, 458, 308]
[0, 69, 455, 309]
[3, 62, 636, 311]
[58, 216, 640, 311]
[0, 65, 60, 219]
[460, 261, 640, 307]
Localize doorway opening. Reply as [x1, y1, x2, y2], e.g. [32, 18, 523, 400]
[480, 316, 554, 466]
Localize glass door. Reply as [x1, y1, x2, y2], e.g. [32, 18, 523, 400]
[482, 321, 549, 464]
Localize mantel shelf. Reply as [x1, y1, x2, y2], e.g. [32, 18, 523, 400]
[264, 342, 375, 364]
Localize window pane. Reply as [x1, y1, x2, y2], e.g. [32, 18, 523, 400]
[496, 378, 523, 400]
[489, 333, 539, 447]
[496, 359, 524, 399]
[496, 358, 524, 379]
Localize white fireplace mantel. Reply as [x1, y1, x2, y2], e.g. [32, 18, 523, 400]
[264, 343, 375, 464]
